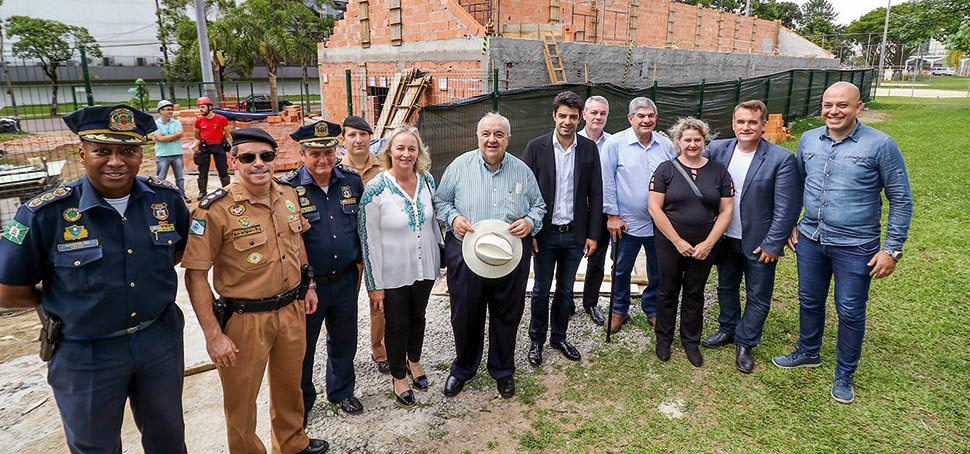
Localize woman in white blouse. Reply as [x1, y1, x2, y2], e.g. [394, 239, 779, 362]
[358, 125, 442, 408]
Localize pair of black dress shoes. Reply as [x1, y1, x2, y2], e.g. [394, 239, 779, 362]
[701, 332, 755, 373]
[528, 340, 582, 366]
[443, 374, 516, 399]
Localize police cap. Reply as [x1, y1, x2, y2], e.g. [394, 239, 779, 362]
[63, 104, 157, 145]
[289, 120, 340, 148]
[230, 127, 278, 149]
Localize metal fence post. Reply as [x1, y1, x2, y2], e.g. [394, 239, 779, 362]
[784, 70, 794, 120]
[79, 46, 95, 106]
[698, 79, 705, 117]
[804, 71, 815, 117]
[493, 67, 499, 112]
[345, 69, 353, 116]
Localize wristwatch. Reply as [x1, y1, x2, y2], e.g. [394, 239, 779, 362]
[884, 249, 903, 261]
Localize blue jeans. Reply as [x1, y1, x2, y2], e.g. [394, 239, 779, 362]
[529, 229, 583, 345]
[155, 155, 186, 195]
[715, 237, 777, 347]
[611, 233, 660, 317]
[796, 234, 877, 377]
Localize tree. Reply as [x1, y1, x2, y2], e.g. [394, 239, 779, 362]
[846, 3, 925, 67]
[674, 0, 743, 14]
[750, 0, 802, 30]
[280, 0, 333, 113]
[799, 0, 838, 25]
[4, 16, 101, 116]
[907, 0, 970, 54]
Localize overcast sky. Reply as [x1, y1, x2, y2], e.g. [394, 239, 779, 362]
[796, 0, 908, 25]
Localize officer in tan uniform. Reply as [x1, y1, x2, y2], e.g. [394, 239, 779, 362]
[337, 116, 387, 374]
[182, 128, 330, 454]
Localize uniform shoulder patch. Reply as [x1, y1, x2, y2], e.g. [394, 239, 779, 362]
[197, 188, 229, 209]
[336, 163, 360, 175]
[25, 185, 73, 212]
[145, 176, 179, 191]
[277, 169, 299, 185]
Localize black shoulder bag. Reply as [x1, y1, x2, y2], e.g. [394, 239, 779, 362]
[669, 158, 725, 263]
[422, 175, 447, 267]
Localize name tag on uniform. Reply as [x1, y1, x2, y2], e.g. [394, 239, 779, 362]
[232, 225, 263, 238]
[301, 205, 317, 214]
[339, 198, 356, 206]
[57, 239, 100, 252]
[150, 222, 176, 234]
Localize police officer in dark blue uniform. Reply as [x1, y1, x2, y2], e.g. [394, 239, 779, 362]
[283, 120, 365, 419]
[0, 104, 190, 454]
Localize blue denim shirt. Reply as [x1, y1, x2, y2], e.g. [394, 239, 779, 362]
[796, 121, 913, 251]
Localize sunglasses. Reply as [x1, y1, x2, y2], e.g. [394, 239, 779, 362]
[235, 151, 277, 164]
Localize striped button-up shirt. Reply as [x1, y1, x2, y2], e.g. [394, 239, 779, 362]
[435, 150, 546, 234]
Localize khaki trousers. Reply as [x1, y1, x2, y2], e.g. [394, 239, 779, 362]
[218, 300, 309, 454]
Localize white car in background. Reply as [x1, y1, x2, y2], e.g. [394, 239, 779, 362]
[930, 67, 957, 76]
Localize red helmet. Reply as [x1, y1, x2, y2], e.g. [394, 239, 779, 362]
[196, 96, 214, 106]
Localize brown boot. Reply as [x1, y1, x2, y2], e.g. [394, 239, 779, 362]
[604, 313, 629, 334]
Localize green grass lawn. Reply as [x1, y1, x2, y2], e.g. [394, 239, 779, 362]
[880, 75, 970, 91]
[516, 97, 970, 452]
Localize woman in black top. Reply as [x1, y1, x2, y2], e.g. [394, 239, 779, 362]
[648, 117, 734, 367]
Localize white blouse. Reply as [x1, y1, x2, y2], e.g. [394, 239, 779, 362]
[359, 171, 442, 291]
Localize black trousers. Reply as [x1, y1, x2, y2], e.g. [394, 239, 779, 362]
[581, 215, 610, 308]
[446, 232, 531, 381]
[383, 279, 434, 380]
[654, 232, 717, 351]
[197, 141, 230, 195]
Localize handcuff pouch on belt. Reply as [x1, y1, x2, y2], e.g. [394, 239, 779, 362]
[212, 297, 231, 332]
[36, 306, 62, 362]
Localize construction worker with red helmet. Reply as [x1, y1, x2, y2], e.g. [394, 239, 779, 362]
[193, 96, 233, 200]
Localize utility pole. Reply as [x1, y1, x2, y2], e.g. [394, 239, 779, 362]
[876, 0, 891, 94]
[193, 0, 217, 100]
[745, 0, 751, 16]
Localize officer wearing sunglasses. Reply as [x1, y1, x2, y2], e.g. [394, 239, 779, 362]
[182, 128, 330, 454]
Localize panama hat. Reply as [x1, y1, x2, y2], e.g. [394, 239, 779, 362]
[461, 219, 523, 279]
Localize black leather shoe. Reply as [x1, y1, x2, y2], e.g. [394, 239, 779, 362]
[736, 345, 754, 374]
[584, 306, 606, 325]
[528, 341, 543, 367]
[395, 389, 416, 408]
[407, 364, 429, 391]
[299, 438, 330, 454]
[338, 396, 363, 415]
[701, 331, 735, 349]
[443, 375, 465, 397]
[496, 376, 515, 398]
[550, 341, 581, 361]
[686, 349, 704, 367]
[656, 342, 671, 362]
[372, 355, 391, 375]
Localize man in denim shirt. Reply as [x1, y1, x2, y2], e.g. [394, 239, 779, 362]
[772, 82, 913, 404]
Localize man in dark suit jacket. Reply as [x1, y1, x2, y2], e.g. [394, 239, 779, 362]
[700, 100, 801, 374]
[523, 91, 603, 366]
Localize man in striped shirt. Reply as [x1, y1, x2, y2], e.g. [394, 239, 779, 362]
[434, 112, 546, 399]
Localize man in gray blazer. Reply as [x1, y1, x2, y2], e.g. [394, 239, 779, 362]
[700, 100, 801, 373]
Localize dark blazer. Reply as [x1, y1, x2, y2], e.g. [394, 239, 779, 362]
[523, 131, 603, 245]
[706, 138, 801, 260]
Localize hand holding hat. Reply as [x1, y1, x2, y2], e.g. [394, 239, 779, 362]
[461, 219, 524, 279]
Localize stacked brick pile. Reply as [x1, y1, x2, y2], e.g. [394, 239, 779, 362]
[173, 104, 308, 173]
[762, 113, 793, 144]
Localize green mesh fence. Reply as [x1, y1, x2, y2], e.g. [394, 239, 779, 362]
[417, 68, 875, 181]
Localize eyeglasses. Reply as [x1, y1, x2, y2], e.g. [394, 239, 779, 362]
[235, 151, 277, 164]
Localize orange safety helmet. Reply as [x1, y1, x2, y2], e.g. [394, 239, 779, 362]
[196, 96, 214, 106]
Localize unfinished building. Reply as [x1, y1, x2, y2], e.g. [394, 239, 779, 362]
[317, 0, 836, 124]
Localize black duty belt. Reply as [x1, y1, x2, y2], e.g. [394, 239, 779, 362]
[552, 223, 573, 233]
[315, 263, 358, 284]
[224, 285, 300, 314]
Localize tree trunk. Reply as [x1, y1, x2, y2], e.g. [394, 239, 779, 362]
[46, 66, 60, 117]
[268, 60, 279, 113]
[301, 60, 309, 114]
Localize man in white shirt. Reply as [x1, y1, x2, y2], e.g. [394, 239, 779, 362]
[522, 91, 603, 367]
[701, 100, 801, 373]
[578, 96, 612, 325]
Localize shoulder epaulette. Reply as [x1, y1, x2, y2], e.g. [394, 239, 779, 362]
[25, 185, 73, 212]
[197, 188, 229, 209]
[336, 163, 360, 175]
[277, 169, 299, 185]
[145, 176, 179, 191]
